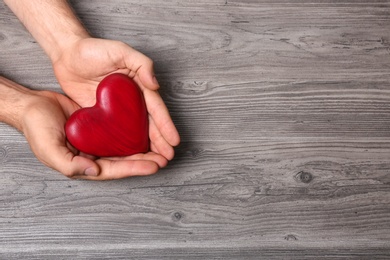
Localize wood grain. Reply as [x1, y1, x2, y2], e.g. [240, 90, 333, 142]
[1, 0, 390, 258]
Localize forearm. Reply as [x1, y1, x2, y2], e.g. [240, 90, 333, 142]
[4, 0, 90, 62]
[0, 77, 34, 131]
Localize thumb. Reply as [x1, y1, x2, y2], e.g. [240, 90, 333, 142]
[138, 63, 160, 91]
[125, 48, 160, 91]
[40, 145, 100, 178]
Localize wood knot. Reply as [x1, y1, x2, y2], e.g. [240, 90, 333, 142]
[0, 146, 9, 163]
[295, 171, 313, 184]
[284, 234, 298, 241]
[172, 212, 184, 222]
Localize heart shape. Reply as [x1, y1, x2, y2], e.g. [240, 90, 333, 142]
[65, 73, 149, 157]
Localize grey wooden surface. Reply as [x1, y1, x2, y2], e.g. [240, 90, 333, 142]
[1, 0, 390, 259]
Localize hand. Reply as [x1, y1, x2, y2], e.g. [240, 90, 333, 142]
[22, 90, 168, 180]
[3, 0, 180, 174]
[52, 37, 180, 160]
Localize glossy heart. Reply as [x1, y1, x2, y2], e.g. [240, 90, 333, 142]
[65, 73, 149, 157]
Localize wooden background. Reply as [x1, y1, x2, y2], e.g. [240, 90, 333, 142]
[1, 0, 390, 258]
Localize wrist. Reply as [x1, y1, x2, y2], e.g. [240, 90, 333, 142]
[48, 31, 90, 63]
[36, 16, 90, 63]
[0, 77, 37, 131]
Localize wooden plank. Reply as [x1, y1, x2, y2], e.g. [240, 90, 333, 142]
[0, 0, 389, 258]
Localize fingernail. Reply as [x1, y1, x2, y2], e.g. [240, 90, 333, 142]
[84, 167, 98, 176]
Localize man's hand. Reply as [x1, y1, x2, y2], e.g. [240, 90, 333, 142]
[21, 89, 169, 180]
[53, 38, 180, 161]
[4, 0, 180, 163]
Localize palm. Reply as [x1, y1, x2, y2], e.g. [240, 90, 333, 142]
[53, 38, 133, 107]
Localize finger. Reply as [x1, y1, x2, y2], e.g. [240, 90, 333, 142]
[150, 142, 159, 155]
[129, 152, 168, 168]
[76, 159, 159, 181]
[148, 116, 175, 161]
[39, 144, 100, 178]
[137, 59, 160, 91]
[103, 152, 168, 169]
[122, 46, 160, 91]
[143, 89, 180, 147]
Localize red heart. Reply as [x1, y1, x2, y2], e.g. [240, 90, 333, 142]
[65, 73, 149, 157]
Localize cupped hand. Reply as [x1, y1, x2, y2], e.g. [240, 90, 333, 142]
[52, 37, 180, 160]
[22, 90, 168, 180]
